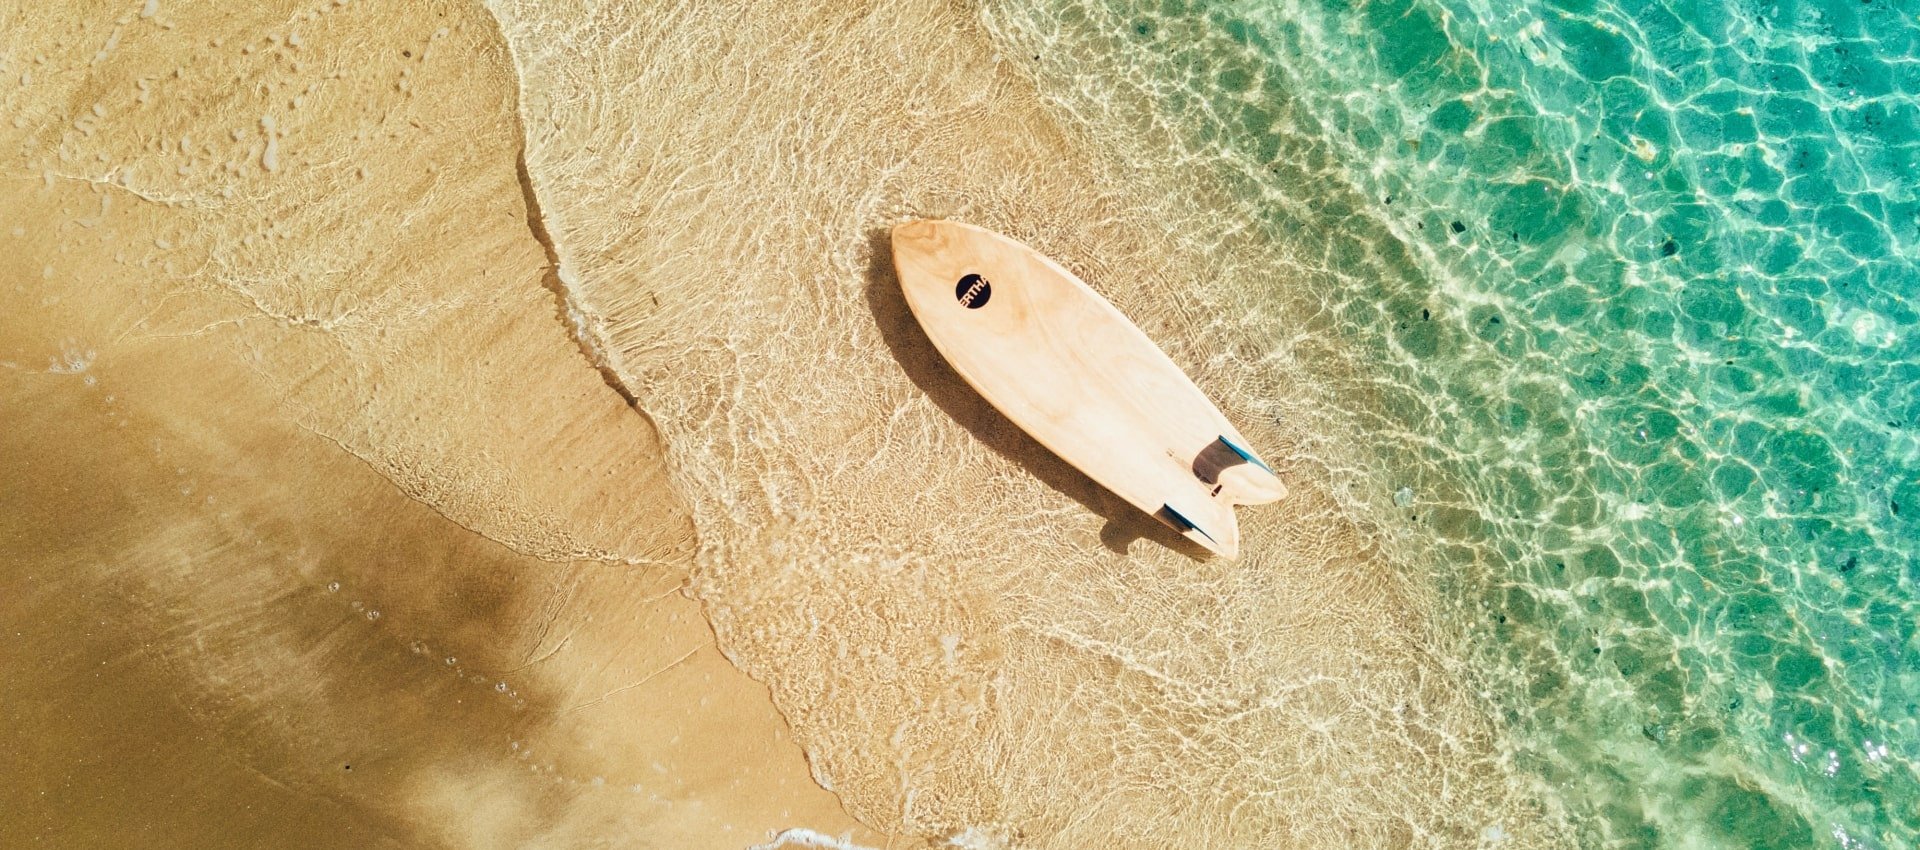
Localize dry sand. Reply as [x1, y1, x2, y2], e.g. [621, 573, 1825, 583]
[5, 1, 1567, 848]
[3, 1, 881, 847]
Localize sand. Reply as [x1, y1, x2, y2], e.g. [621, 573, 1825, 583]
[487, 1, 1567, 846]
[2, 1, 881, 847]
[5, 1, 1567, 847]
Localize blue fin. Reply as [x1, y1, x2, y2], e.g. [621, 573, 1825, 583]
[1159, 503, 1217, 544]
[1216, 434, 1274, 475]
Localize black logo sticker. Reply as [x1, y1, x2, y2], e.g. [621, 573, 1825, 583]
[955, 273, 991, 309]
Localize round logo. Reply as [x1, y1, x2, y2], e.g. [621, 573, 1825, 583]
[955, 273, 991, 309]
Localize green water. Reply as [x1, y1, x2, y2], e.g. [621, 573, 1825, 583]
[993, 0, 1920, 845]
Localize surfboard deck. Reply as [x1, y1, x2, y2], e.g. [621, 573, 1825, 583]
[890, 219, 1285, 559]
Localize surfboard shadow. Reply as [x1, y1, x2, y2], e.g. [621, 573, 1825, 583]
[861, 226, 1210, 561]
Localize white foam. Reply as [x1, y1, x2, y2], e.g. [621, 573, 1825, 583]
[46, 341, 94, 374]
[944, 827, 1010, 849]
[747, 828, 878, 850]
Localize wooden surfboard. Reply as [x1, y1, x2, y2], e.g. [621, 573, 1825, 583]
[891, 219, 1285, 559]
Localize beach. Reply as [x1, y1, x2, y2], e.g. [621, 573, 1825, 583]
[8, 0, 1914, 847]
[4, 0, 1542, 845]
[3, 1, 879, 845]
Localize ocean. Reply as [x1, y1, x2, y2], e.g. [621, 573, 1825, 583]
[987, 0, 1918, 845]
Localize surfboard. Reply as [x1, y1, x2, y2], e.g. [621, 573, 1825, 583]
[890, 219, 1285, 559]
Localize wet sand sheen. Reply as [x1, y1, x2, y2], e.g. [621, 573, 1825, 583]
[493, 0, 1565, 845]
[6, 0, 1567, 847]
[2, 1, 882, 847]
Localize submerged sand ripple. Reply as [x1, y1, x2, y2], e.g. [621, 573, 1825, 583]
[490, 1, 1566, 846]
[6, 0, 1574, 846]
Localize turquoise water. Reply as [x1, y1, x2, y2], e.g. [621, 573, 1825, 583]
[996, 0, 1919, 845]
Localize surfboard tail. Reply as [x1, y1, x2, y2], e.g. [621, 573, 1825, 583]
[1196, 434, 1287, 507]
[1217, 463, 1286, 506]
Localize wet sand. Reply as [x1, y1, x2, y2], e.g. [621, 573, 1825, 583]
[6, 1, 1564, 847]
[493, 1, 1564, 846]
[3, 1, 882, 847]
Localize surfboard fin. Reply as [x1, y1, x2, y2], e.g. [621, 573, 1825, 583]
[1216, 434, 1273, 475]
[1158, 503, 1214, 543]
[1157, 502, 1241, 560]
[1192, 435, 1287, 507]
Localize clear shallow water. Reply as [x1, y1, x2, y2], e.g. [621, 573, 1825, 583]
[996, 0, 1919, 845]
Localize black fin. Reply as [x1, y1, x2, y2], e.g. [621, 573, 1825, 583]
[1158, 503, 1217, 544]
[1216, 434, 1274, 475]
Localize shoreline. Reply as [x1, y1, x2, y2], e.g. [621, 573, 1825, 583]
[499, 0, 1564, 844]
[1, 1, 886, 847]
[4, 0, 1583, 847]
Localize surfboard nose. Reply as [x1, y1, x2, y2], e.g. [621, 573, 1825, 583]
[891, 219, 972, 310]
[891, 219, 942, 254]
